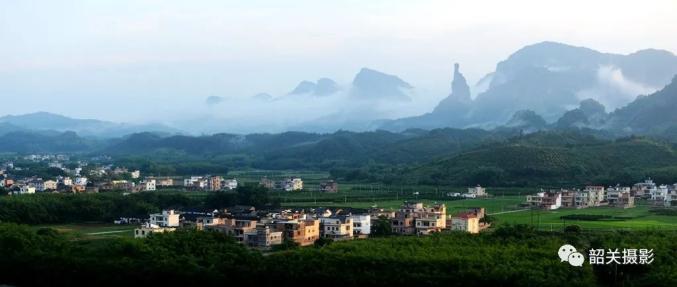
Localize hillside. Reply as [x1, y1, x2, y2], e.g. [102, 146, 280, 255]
[0, 112, 180, 138]
[0, 131, 100, 153]
[411, 132, 677, 186]
[104, 128, 517, 170]
[607, 76, 677, 135]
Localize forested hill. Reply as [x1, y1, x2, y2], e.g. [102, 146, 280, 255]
[409, 132, 677, 187]
[105, 128, 517, 169]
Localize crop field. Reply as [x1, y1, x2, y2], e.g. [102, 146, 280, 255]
[277, 185, 677, 231]
[33, 223, 136, 240]
[494, 204, 677, 231]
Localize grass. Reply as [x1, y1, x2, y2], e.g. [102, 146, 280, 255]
[281, 195, 525, 214]
[33, 223, 136, 240]
[495, 204, 677, 231]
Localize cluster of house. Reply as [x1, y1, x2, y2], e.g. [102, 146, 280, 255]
[2, 171, 240, 195]
[134, 207, 367, 248]
[446, 185, 489, 198]
[98, 175, 239, 192]
[259, 177, 304, 191]
[0, 175, 95, 194]
[525, 179, 677, 209]
[134, 202, 489, 249]
[258, 177, 339, 193]
[387, 202, 489, 235]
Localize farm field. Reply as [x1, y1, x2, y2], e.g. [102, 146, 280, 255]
[279, 187, 677, 231]
[281, 195, 525, 214]
[33, 223, 136, 240]
[494, 204, 677, 231]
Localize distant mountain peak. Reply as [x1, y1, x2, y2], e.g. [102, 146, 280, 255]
[578, 98, 606, 116]
[289, 81, 317, 95]
[0, 112, 180, 138]
[288, 78, 339, 96]
[351, 68, 412, 101]
[505, 110, 547, 131]
[252, 93, 273, 101]
[556, 99, 608, 129]
[451, 63, 471, 103]
[430, 63, 472, 115]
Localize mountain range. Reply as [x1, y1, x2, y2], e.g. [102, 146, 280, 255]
[3, 41, 677, 143]
[0, 112, 179, 138]
[381, 41, 677, 131]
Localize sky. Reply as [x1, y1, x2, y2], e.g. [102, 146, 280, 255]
[1, 0, 676, 125]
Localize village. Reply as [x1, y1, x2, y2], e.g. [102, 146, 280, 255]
[0, 155, 340, 194]
[132, 202, 490, 250]
[523, 179, 677, 210]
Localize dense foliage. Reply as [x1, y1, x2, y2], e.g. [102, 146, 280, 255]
[0, 224, 674, 286]
[0, 185, 278, 224]
[410, 133, 677, 186]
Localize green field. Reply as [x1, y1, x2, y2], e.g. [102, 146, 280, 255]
[33, 223, 136, 240]
[495, 204, 677, 231]
[278, 186, 677, 231]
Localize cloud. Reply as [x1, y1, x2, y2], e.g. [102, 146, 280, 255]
[577, 65, 659, 110]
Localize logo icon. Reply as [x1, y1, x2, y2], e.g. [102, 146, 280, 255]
[558, 244, 584, 267]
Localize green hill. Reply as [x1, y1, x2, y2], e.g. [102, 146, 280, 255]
[411, 132, 677, 186]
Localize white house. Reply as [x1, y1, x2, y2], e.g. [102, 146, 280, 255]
[141, 179, 156, 191]
[131, 170, 141, 179]
[320, 217, 353, 240]
[184, 176, 207, 189]
[467, 185, 487, 197]
[652, 185, 669, 201]
[134, 224, 175, 238]
[223, 179, 238, 190]
[29, 179, 45, 192]
[18, 185, 36, 195]
[665, 190, 677, 207]
[74, 177, 88, 186]
[348, 214, 371, 237]
[276, 177, 303, 191]
[149, 210, 180, 227]
[43, 180, 57, 191]
[61, 177, 73, 186]
[526, 191, 562, 210]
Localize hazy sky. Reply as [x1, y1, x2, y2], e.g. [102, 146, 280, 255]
[1, 0, 676, 123]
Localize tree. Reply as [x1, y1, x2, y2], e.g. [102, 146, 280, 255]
[480, 214, 495, 225]
[313, 237, 333, 248]
[204, 191, 237, 210]
[272, 238, 299, 251]
[370, 215, 393, 237]
[236, 184, 273, 208]
[564, 224, 582, 233]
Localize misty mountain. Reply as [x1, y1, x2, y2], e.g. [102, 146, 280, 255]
[503, 110, 548, 132]
[606, 76, 677, 136]
[351, 68, 413, 101]
[380, 63, 471, 131]
[0, 122, 26, 136]
[555, 99, 607, 129]
[0, 112, 180, 138]
[102, 128, 520, 170]
[288, 78, 340, 96]
[0, 131, 99, 153]
[382, 41, 677, 131]
[252, 93, 273, 101]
